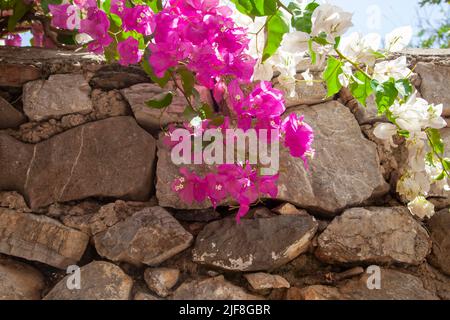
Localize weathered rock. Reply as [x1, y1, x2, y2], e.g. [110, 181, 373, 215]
[275, 71, 330, 107]
[0, 64, 41, 87]
[121, 83, 185, 132]
[340, 88, 387, 125]
[0, 117, 156, 209]
[0, 191, 31, 212]
[121, 83, 212, 132]
[339, 268, 438, 300]
[244, 272, 290, 290]
[427, 209, 450, 275]
[192, 215, 318, 272]
[94, 206, 193, 266]
[415, 62, 450, 116]
[316, 207, 431, 266]
[272, 203, 307, 216]
[172, 276, 263, 300]
[277, 102, 389, 215]
[89, 64, 150, 90]
[0, 96, 26, 129]
[23, 74, 93, 121]
[134, 291, 161, 300]
[156, 101, 388, 214]
[0, 255, 45, 300]
[415, 263, 450, 300]
[144, 268, 180, 297]
[173, 209, 222, 222]
[44, 261, 133, 300]
[0, 209, 89, 269]
[292, 268, 438, 300]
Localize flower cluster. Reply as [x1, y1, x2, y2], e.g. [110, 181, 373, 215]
[172, 164, 278, 222]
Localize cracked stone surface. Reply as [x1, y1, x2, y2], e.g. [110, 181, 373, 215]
[0, 208, 89, 269]
[23, 74, 93, 121]
[94, 206, 193, 266]
[44, 261, 133, 300]
[192, 215, 318, 272]
[0, 116, 156, 209]
[316, 207, 431, 265]
[144, 267, 180, 297]
[172, 276, 263, 300]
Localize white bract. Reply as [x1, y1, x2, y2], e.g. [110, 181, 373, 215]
[373, 56, 411, 83]
[310, 4, 353, 44]
[407, 196, 435, 219]
[339, 32, 381, 66]
[385, 26, 413, 53]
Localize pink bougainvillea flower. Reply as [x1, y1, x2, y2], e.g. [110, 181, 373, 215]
[205, 173, 228, 208]
[122, 5, 154, 36]
[258, 174, 279, 198]
[281, 113, 314, 165]
[172, 168, 208, 204]
[244, 81, 285, 118]
[4, 33, 21, 46]
[48, 4, 79, 30]
[109, 0, 126, 15]
[117, 37, 142, 66]
[80, 7, 112, 54]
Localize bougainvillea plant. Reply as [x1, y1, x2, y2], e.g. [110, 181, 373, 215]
[1, 0, 448, 221]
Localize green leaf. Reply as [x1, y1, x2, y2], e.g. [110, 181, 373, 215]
[395, 79, 413, 99]
[8, 0, 31, 31]
[323, 56, 343, 98]
[198, 103, 215, 120]
[427, 128, 445, 155]
[371, 79, 398, 115]
[110, 13, 123, 28]
[177, 67, 195, 97]
[308, 39, 317, 64]
[230, 0, 277, 17]
[146, 92, 174, 109]
[289, 1, 319, 33]
[183, 104, 198, 120]
[262, 10, 289, 62]
[40, 0, 62, 14]
[349, 71, 373, 106]
[141, 60, 171, 87]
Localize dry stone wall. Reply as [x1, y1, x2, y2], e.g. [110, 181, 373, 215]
[0, 46, 450, 300]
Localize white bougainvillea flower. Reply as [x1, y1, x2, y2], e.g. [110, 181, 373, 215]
[311, 4, 353, 44]
[425, 103, 447, 129]
[339, 32, 381, 66]
[397, 171, 431, 201]
[373, 56, 411, 83]
[338, 62, 353, 87]
[373, 122, 398, 148]
[301, 68, 314, 86]
[406, 133, 428, 172]
[407, 196, 435, 219]
[385, 25, 413, 53]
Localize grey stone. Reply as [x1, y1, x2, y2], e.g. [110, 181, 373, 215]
[427, 209, 450, 275]
[0, 117, 156, 209]
[172, 276, 263, 300]
[0, 209, 89, 269]
[316, 207, 431, 266]
[0, 255, 45, 300]
[94, 207, 193, 266]
[23, 74, 93, 121]
[192, 215, 318, 271]
[0, 96, 26, 129]
[44, 261, 133, 300]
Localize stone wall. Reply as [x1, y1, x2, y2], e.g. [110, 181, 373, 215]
[0, 47, 450, 300]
